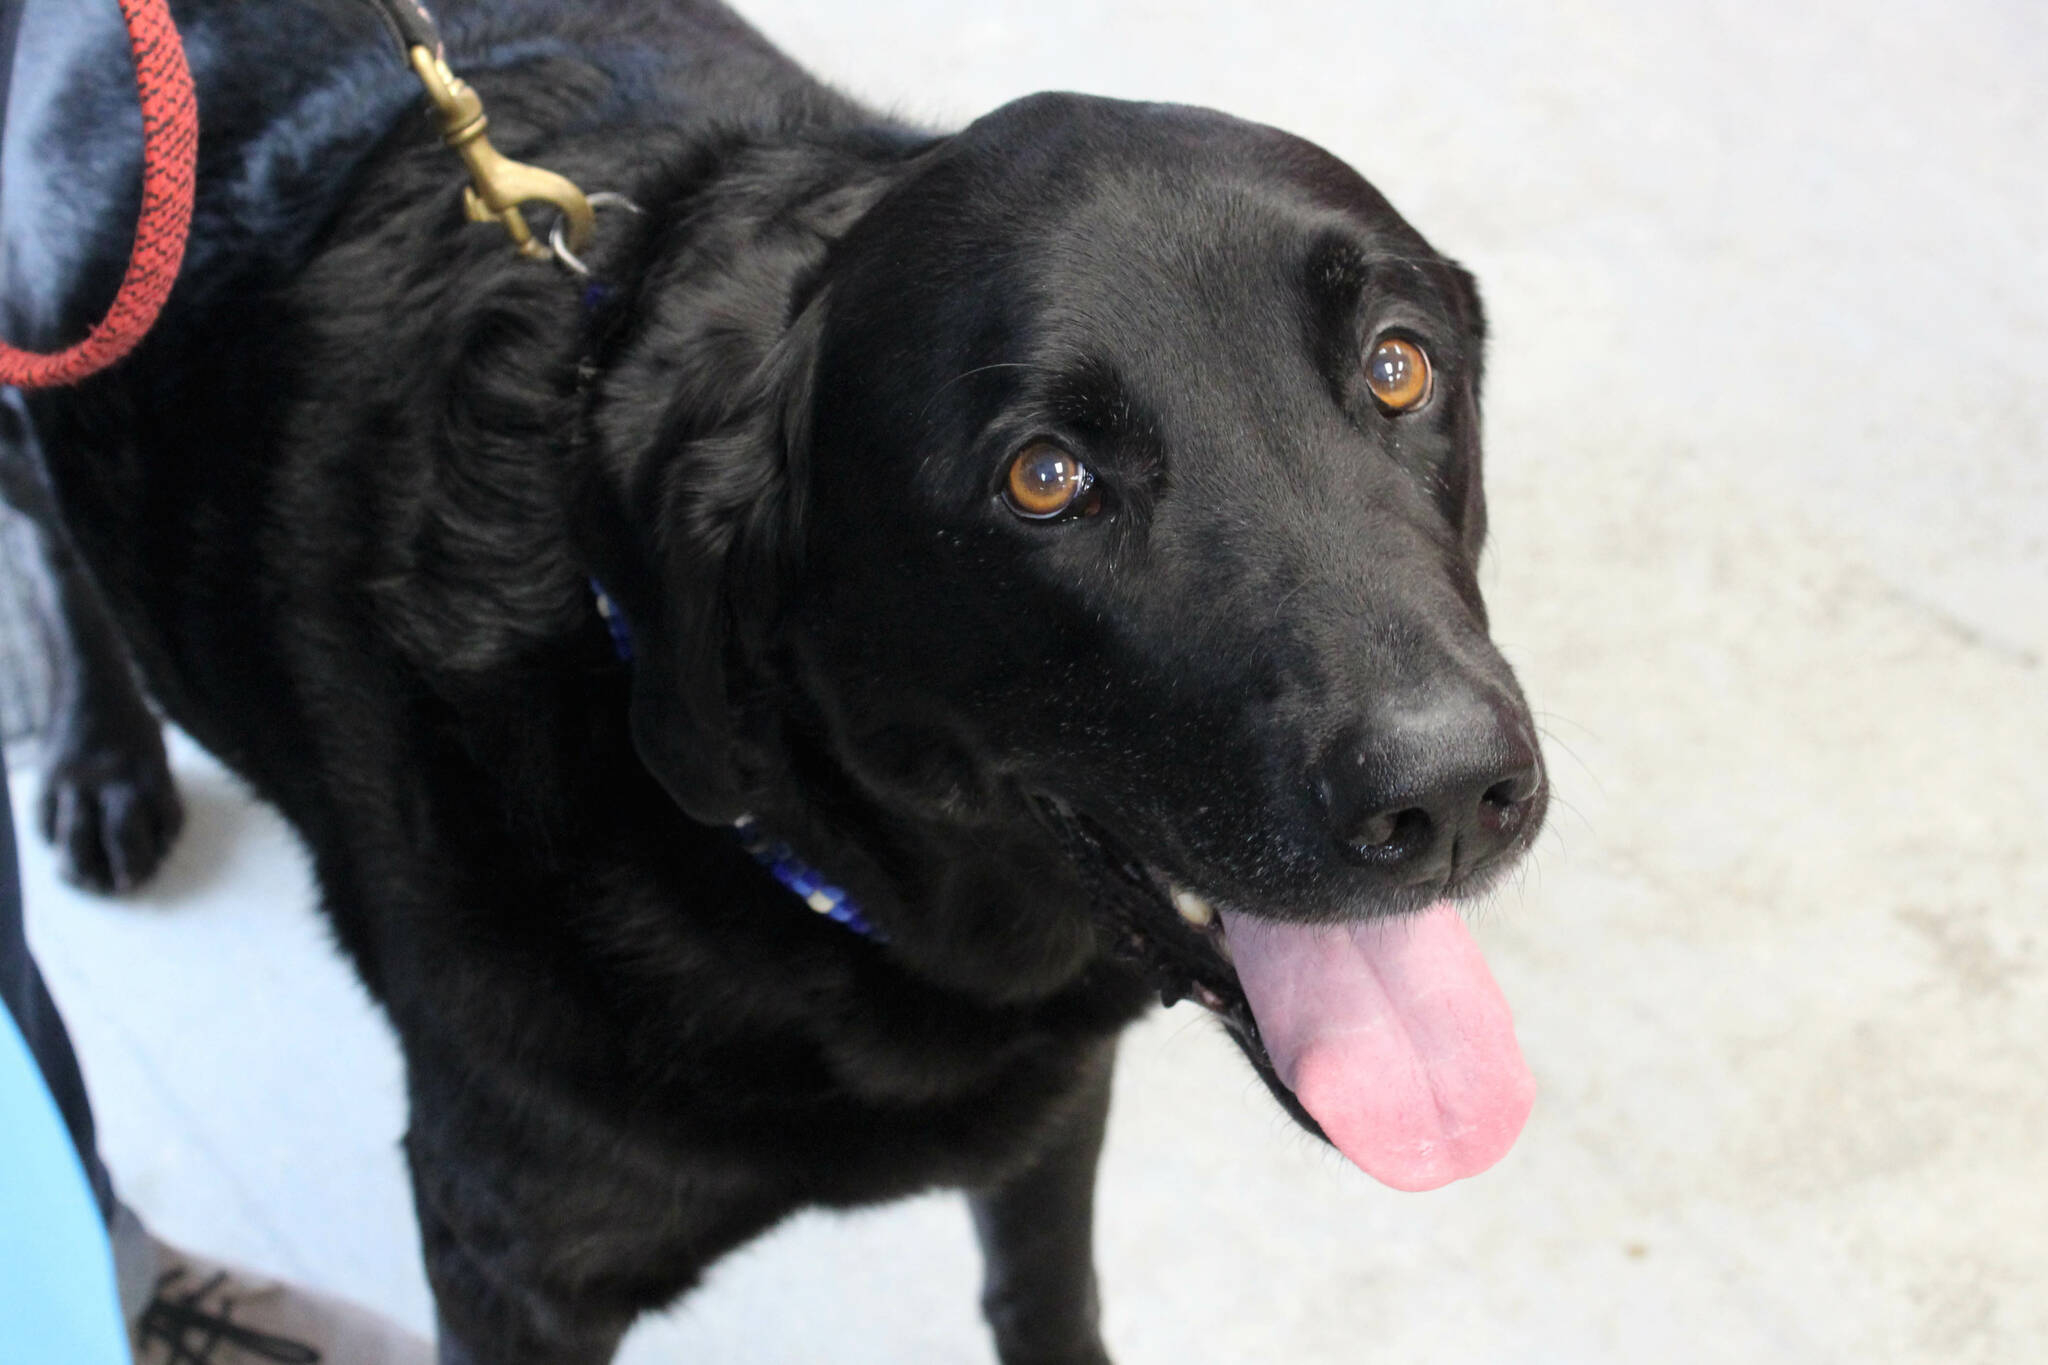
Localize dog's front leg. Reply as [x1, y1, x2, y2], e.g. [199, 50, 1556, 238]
[968, 1039, 1118, 1365]
[0, 393, 181, 894]
[406, 1075, 798, 1365]
[413, 1188, 631, 1365]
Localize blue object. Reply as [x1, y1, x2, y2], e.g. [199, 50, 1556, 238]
[590, 579, 635, 662]
[590, 582, 882, 943]
[0, 1005, 129, 1365]
[731, 816, 885, 942]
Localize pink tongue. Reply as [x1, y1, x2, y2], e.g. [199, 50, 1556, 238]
[1217, 902, 1534, 1192]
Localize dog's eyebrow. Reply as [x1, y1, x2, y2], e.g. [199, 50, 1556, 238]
[1306, 233, 1452, 307]
[1310, 236, 1375, 298]
[1044, 356, 1153, 441]
[918, 362, 1048, 424]
[919, 356, 1159, 450]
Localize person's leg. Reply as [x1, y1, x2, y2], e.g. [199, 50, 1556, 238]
[0, 762, 117, 1220]
[1, 752, 126, 1364]
[0, 967, 129, 1364]
[2, 764, 156, 1329]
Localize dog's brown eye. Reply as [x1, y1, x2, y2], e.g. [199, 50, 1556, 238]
[1365, 336, 1431, 412]
[1003, 442, 1093, 520]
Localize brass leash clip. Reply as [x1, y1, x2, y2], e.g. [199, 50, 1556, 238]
[406, 44, 594, 261]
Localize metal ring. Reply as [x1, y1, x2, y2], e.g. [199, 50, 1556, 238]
[549, 191, 646, 277]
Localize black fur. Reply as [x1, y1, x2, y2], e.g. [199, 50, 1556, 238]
[1, 2, 1544, 1361]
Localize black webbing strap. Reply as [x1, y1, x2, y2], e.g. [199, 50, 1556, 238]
[360, 0, 442, 57]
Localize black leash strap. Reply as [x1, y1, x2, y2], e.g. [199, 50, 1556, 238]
[362, 0, 443, 57]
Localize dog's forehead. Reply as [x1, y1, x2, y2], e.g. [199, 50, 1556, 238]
[932, 95, 1430, 266]
[815, 94, 1471, 511]
[843, 93, 1433, 288]
[853, 100, 1436, 347]
[952, 92, 1395, 213]
[974, 119, 1453, 413]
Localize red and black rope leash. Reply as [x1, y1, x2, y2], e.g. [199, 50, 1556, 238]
[0, 0, 197, 390]
[0, 0, 601, 391]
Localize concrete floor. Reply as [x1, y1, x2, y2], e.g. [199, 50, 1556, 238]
[12, 1, 2046, 1361]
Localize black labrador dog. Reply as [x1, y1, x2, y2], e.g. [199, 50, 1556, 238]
[1, 1, 1547, 1360]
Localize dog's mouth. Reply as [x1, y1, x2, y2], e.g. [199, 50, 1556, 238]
[1034, 800, 1534, 1193]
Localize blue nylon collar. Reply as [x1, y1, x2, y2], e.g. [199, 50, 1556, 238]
[591, 580, 884, 943]
[731, 816, 885, 941]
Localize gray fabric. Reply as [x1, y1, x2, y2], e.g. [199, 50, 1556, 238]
[0, 0, 52, 746]
[0, 519, 54, 745]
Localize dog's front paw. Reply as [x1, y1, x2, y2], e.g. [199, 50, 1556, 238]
[37, 727, 184, 894]
[996, 1345, 1114, 1365]
[991, 1324, 1114, 1365]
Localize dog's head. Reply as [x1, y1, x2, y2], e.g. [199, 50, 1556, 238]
[593, 94, 1544, 1191]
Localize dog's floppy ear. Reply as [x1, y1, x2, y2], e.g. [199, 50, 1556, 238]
[576, 149, 920, 825]
[580, 297, 825, 827]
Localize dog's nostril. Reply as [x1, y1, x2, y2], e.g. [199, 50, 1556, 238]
[1349, 806, 1431, 858]
[1477, 770, 1540, 835]
[1482, 775, 1527, 810]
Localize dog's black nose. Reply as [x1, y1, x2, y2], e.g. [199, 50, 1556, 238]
[1315, 690, 1541, 886]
